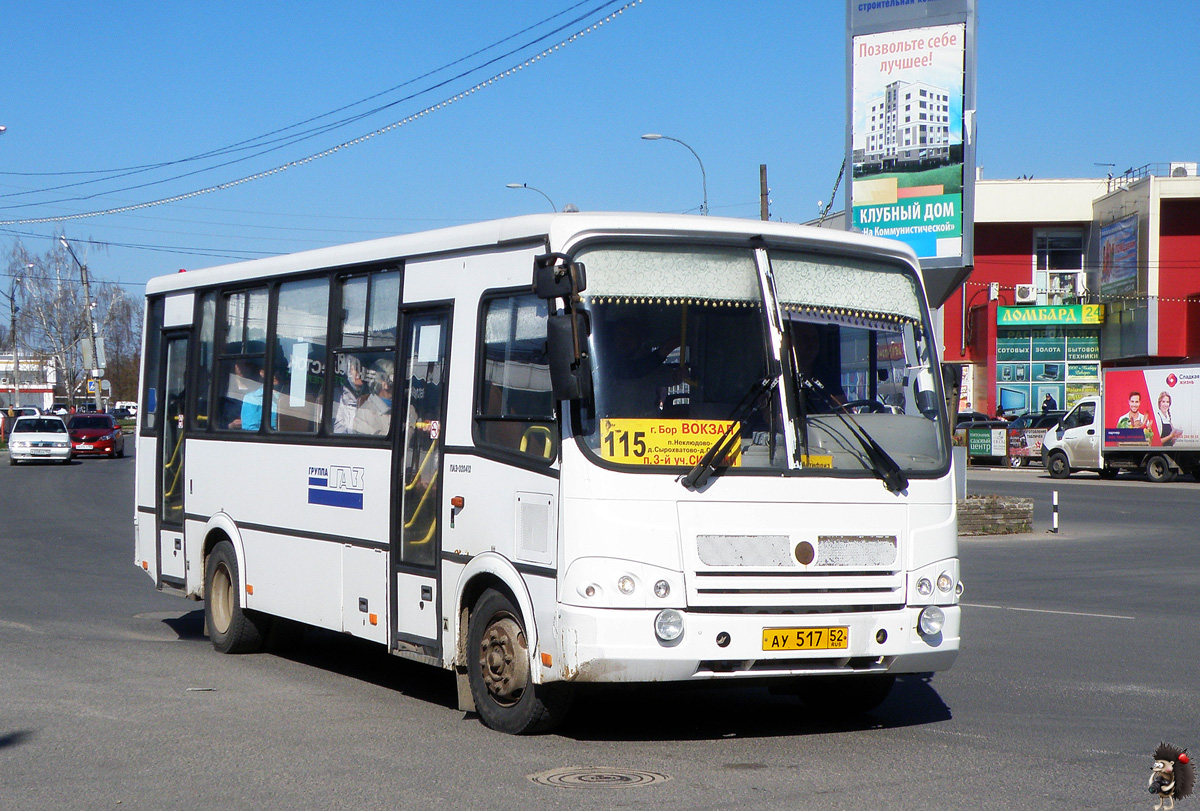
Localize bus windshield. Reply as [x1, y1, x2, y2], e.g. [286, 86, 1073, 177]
[575, 242, 947, 476]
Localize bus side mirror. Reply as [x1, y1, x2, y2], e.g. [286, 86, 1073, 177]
[915, 368, 939, 417]
[547, 312, 592, 402]
[533, 254, 586, 300]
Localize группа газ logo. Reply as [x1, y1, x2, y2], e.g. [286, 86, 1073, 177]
[1149, 742, 1195, 810]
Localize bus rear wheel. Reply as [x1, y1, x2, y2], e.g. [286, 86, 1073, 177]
[204, 540, 267, 654]
[467, 589, 570, 734]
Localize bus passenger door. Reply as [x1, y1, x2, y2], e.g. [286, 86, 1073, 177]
[392, 307, 450, 653]
[156, 334, 189, 586]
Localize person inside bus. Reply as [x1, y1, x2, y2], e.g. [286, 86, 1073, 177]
[353, 357, 394, 435]
[221, 358, 255, 429]
[333, 353, 369, 433]
[234, 358, 278, 431]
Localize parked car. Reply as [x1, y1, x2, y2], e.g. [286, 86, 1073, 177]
[1007, 411, 1066, 432]
[3, 406, 43, 439]
[955, 410, 996, 427]
[112, 407, 132, 420]
[1004, 411, 1066, 466]
[8, 415, 72, 465]
[66, 413, 126, 458]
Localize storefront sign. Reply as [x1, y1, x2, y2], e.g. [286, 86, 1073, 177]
[997, 305, 1105, 326]
[967, 427, 1007, 457]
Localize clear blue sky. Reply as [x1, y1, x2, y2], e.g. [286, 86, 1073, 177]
[2, 1, 1197, 292]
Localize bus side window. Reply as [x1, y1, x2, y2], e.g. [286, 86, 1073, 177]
[271, 277, 329, 434]
[474, 293, 556, 461]
[216, 288, 268, 431]
[327, 270, 399, 438]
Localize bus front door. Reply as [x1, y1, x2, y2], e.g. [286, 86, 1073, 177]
[391, 308, 450, 654]
[156, 334, 188, 586]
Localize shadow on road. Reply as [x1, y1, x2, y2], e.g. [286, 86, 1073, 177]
[161, 609, 206, 641]
[164, 609, 953, 741]
[0, 730, 34, 750]
[559, 673, 952, 741]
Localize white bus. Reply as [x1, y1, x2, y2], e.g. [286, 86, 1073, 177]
[134, 213, 960, 733]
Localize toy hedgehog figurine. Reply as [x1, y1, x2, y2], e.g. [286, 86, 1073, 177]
[1150, 742, 1195, 810]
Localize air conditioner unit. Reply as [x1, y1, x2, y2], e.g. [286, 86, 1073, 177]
[1169, 162, 1198, 178]
[1014, 284, 1037, 304]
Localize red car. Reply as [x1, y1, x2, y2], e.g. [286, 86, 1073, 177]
[66, 414, 126, 458]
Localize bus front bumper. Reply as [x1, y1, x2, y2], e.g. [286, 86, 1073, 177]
[545, 604, 959, 684]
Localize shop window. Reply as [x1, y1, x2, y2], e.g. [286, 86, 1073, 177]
[1035, 231, 1085, 305]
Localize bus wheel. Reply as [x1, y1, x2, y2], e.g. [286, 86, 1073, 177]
[1097, 466, 1120, 479]
[204, 541, 266, 654]
[1145, 454, 1176, 483]
[797, 674, 896, 716]
[467, 589, 570, 734]
[1046, 451, 1071, 479]
[1008, 454, 1026, 468]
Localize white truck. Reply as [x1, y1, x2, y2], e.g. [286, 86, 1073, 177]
[1041, 364, 1200, 482]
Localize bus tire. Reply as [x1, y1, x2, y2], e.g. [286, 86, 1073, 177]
[1008, 454, 1026, 468]
[467, 588, 570, 734]
[797, 674, 896, 716]
[1145, 454, 1175, 483]
[204, 540, 266, 654]
[1097, 466, 1120, 479]
[1046, 451, 1071, 479]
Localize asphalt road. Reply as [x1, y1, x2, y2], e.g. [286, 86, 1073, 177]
[1, 454, 1197, 810]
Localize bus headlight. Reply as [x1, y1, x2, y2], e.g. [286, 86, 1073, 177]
[617, 575, 636, 595]
[918, 605, 945, 637]
[936, 572, 954, 593]
[916, 577, 933, 596]
[654, 609, 684, 643]
[653, 579, 670, 598]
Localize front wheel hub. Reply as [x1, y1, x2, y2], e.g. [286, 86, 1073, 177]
[480, 616, 529, 704]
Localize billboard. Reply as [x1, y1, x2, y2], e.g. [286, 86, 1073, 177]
[1102, 367, 1200, 449]
[1099, 214, 1138, 298]
[847, 0, 976, 287]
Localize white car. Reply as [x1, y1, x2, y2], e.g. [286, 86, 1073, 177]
[8, 415, 72, 465]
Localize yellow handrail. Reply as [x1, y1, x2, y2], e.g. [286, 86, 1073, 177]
[404, 441, 438, 492]
[520, 425, 554, 459]
[403, 470, 439, 544]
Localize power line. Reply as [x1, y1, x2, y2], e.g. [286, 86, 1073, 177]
[0, 1, 604, 186]
[0, 0, 637, 219]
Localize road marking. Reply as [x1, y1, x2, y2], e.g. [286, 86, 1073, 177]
[962, 602, 1134, 620]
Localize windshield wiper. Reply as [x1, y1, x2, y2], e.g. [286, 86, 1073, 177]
[680, 376, 776, 490]
[799, 376, 908, 495]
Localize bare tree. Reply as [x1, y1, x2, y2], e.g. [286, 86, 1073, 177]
[7, 237, 143, 408]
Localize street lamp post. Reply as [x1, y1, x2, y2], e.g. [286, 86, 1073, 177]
[641, 133, 708, 215]
[505, 182, 557, 212]
[60, 237, 103, 412]
[5, 276, 20, 409]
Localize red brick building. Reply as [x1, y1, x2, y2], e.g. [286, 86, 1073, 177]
[939, 165, 1200, 416]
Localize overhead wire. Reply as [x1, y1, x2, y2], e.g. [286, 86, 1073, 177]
[0, 0, 638, 218]
[0, 0, 602, 185]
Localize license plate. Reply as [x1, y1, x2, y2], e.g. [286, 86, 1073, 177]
[78, 444, 93, 450]
[33, 449, 50, 456]
[762, 626, 848, 651]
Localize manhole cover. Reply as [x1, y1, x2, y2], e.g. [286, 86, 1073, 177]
[527, 767, 671, 788]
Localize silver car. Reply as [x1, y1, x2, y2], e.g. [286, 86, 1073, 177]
[8, 415, 72, 465]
